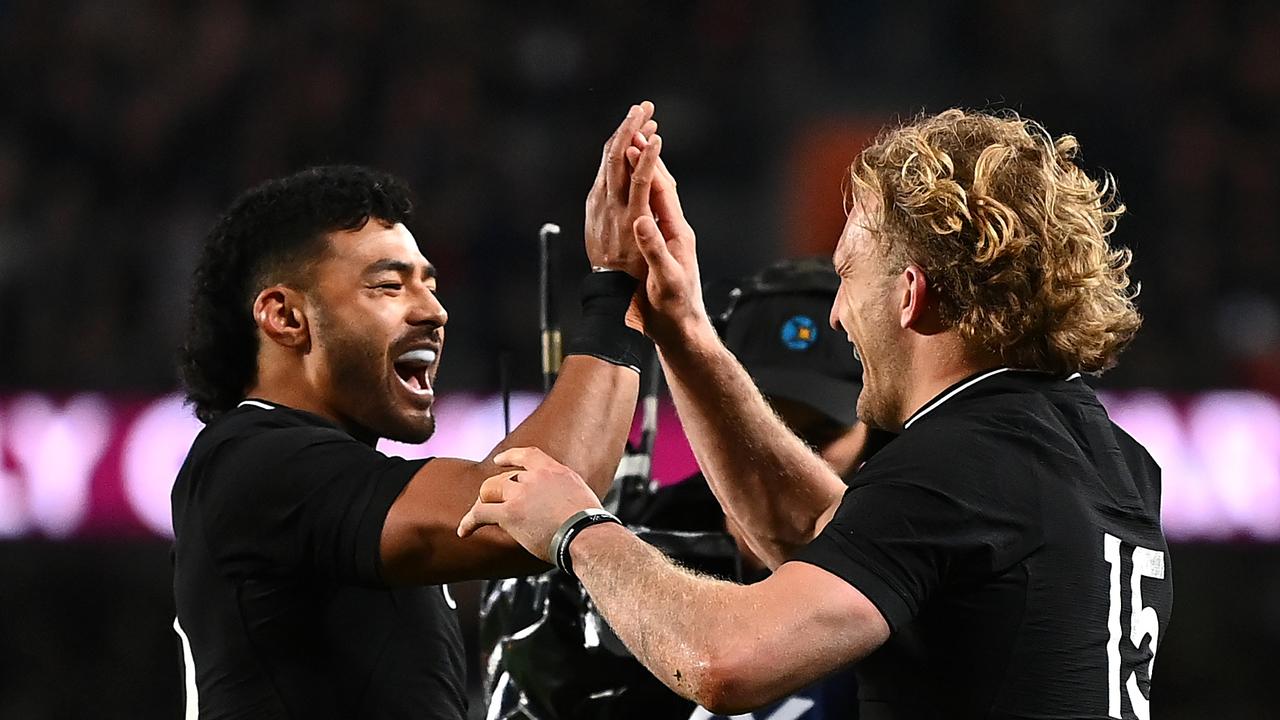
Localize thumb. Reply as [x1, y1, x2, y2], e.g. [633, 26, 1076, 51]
[457, 505, 480, 538]
[458, 500, 499, 538]
[634, 216, 677, 276]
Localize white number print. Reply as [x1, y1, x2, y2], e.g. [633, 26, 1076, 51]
[1103, 533, 1166, 720]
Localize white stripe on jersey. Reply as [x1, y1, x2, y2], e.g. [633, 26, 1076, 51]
[904, 367, 1012, 429]
[237, 399, 275, 410]
[173, 617, 199, 719]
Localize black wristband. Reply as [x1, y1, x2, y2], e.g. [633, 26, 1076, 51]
[547, 508, 623, 580]
[565, 271, 651, 372]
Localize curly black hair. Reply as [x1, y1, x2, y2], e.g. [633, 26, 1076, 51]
[180, 165, 414, 423]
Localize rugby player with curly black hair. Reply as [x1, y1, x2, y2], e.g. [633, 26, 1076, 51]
[171, 103, 663, 719]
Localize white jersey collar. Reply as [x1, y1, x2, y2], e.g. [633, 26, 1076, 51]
[903, 367, 1012, 430]
[901, 367, 1084, 430]
[237, 399, 276, 411]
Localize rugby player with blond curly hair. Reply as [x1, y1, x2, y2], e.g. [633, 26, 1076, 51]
[459, 109, 1171, 720]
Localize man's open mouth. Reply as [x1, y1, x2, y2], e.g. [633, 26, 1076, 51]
[393, 348, 437, 398]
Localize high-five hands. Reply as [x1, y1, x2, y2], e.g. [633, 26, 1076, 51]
[456, 447, 602, 561]
[623, 116, 711, 345]
[584, 101, 661, 280]
[583, 100, 711, 343]
[456, 104, 716, 559]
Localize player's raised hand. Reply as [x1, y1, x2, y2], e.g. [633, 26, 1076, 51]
[584, 102, 659, 279]
[624, 133, 710, 346]
[456, 447, 602, 562]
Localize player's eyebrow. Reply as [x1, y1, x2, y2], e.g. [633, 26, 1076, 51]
[363, 258, 437, 280]
[832, 245, 850, 274]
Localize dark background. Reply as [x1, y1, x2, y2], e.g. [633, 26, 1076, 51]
[0, 1, 1275, 718]
[3, 542, 1275, 718]
[3, 1, 1280, 394]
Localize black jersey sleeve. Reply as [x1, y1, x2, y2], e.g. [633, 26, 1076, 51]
[794, 424, 1044, 632]
[198, 425, 428, 587]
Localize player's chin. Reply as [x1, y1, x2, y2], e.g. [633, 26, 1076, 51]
[382, 410, 436, 445]
[855, 391, 886, 431]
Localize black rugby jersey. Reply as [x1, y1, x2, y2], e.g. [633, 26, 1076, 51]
[796, 368, 1172, 720]
[171, 399, 466, 719]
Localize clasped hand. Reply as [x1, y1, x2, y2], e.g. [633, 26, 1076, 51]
[456, 447, 600, 562]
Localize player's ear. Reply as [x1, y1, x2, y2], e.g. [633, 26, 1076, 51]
[899, 264, 930, 330]
[253, 285, 311, 349]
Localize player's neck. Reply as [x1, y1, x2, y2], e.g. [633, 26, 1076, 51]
[246, 360, 373, 442]
[245, 380, 380, 445]
[244, 384, 325, 418]
[248, 355, 314, 410]
[896, 340, 1002, 429]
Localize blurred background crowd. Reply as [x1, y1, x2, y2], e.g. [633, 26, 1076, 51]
[1, 1, 1277, 718]
[2, 0, 1279, 396]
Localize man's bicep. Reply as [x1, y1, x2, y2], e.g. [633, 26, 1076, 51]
[379, 457, 550, 586]
[769, 560, 890, 665]
[718, 561, 888, 708]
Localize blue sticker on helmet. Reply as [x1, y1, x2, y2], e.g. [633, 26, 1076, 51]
[781, 315, 818, 350]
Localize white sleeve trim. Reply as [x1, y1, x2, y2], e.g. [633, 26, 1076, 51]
[173, 617, 199, 719]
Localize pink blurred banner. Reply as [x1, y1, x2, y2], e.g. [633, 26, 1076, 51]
[1, 390, 1277, 541]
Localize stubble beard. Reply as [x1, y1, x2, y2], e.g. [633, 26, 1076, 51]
[856, 383, 897, 432]
[854, 340, 906, 433]
[316, 309, 437, 445]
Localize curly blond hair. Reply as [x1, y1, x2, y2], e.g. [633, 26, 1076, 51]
[848, 109, 1141, 374]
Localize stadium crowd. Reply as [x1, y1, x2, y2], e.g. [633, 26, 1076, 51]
[1, 0, 1278, 393]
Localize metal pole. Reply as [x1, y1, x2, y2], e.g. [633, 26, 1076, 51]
[538, 223, 562, 393]
[499, 351, 512, 436]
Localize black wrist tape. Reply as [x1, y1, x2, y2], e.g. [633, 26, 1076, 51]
[565, 271, 651, 372]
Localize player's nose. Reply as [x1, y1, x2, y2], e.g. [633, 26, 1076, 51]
[409, 287, 448, 328]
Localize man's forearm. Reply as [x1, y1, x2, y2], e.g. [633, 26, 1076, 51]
[568, 521, 743, 706]
[565, 520, 879, 715]
[380, 355, 638, 584]
[658, 323, 845, 566]
[491, 354, 638, 496]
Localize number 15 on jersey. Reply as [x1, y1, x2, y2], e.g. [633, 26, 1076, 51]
[1104, 533, 1167, 720]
